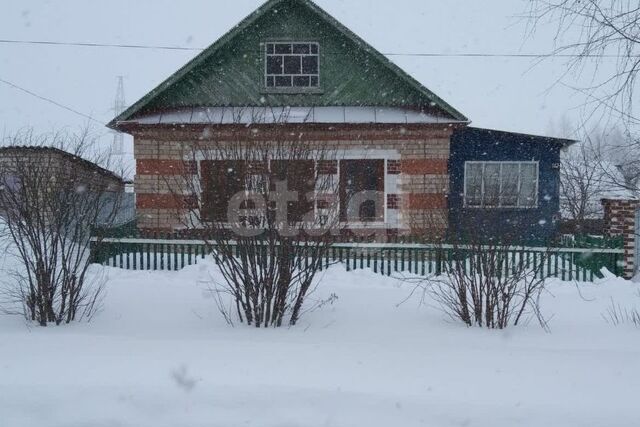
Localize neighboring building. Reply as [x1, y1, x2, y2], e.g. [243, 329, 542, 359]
[0, 146, 132, 226]
[0, 146, 124, 189]
[108, 0, 574, 242]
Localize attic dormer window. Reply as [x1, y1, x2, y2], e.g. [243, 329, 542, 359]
[265, 42, 319, 89]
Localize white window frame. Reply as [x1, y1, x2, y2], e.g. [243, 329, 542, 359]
[264, 41, 320, 90]
[463, 161, 539, 209]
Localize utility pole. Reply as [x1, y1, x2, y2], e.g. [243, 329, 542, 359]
[111, 76, 126, 155]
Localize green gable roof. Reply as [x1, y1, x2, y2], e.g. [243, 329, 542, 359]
[108, 0, 468, 129]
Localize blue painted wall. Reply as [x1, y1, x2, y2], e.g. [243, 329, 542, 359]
[449, 127, 569, 244]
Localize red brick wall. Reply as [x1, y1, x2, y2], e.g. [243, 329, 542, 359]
[602, 198, 639, 279]
[131, 123, 458, 236]
[137, 159, 196, 175]
[387, 160, 401, 175]
[401, 159, 448, 175]
[317, 160, 338, 175]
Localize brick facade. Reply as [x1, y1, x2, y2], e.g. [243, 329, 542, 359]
[387, 160, 401, 175]
[602, 198, 639, 279]
[387, 194, 400, 209]
[131, 123, 456, 237]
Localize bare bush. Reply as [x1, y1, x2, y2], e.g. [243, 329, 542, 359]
[0, 129, 124, 326]
[416, 205, 550, 329]
[168, 128, 343, 328]
[429, 244, 549, 329]
[603, 296, 640, 327]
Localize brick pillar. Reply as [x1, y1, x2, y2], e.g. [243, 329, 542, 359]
[602, 199, 639, 279]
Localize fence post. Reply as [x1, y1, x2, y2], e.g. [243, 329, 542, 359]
[88, 239, 99, 265]
[435, 248, 443, 276]
[346, 248, 350, 272]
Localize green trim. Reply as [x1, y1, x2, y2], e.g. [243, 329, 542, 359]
[108, 0, 467, 129]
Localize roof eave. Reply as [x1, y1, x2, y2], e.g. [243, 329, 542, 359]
[461, 126, 578, 147]
[112, 120, 469, 134]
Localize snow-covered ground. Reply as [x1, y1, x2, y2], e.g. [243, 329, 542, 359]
[1, 260, 639, 427]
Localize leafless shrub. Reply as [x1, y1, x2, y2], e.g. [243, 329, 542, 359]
[603, 296, 640, 327]
[0, 129, 124, 326]
[416, 209, 550, 330]
[167, 126, 345, 328]
[429, 246, 549, 329]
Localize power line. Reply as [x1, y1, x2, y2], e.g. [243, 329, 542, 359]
[0, 38, 636, 58]
[0, 77, 104, 125]
[0, 39, 199, 51]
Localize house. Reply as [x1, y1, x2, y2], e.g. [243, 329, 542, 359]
[0, 146, 133, 226]
[108, 0, 574, 242]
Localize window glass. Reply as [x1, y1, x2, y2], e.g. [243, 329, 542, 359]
[265, 42, 319, 89]
[302, 56, 318, 74]
[266, 56, 283, 75]
[283, 56, 301, 74]
[340, 160, 384, 222]
[465, 163, 483, 207]
[483, 163, 501, 207]
[202, 160, 315, 223]
[501, 163, 520, 207]
[464, 161, 538, 208]
[201, 160, 246, 222]
[270, 160, 315, 223]
[275, 76, 292, 87]
[519, 163, 538, 207]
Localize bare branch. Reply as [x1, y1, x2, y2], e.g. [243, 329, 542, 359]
[527, 0, 640, 124]
[0, 128, 124, 326]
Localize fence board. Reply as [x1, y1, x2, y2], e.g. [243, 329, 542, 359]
[89, 237, 626, 282]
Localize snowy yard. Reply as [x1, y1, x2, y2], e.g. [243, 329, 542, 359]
[1, 261, 639, 427]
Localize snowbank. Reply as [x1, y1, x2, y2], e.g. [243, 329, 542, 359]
[0, 259, 639, 426]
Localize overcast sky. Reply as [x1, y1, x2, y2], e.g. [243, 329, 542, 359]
[0, 0, 626, 162]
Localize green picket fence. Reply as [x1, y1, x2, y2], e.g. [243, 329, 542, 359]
[560, 234, 624, 249]
[89, 237, 625, 282]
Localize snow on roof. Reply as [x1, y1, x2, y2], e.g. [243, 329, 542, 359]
[122, 106, 464, 126]
[457, 126, 577, 147]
